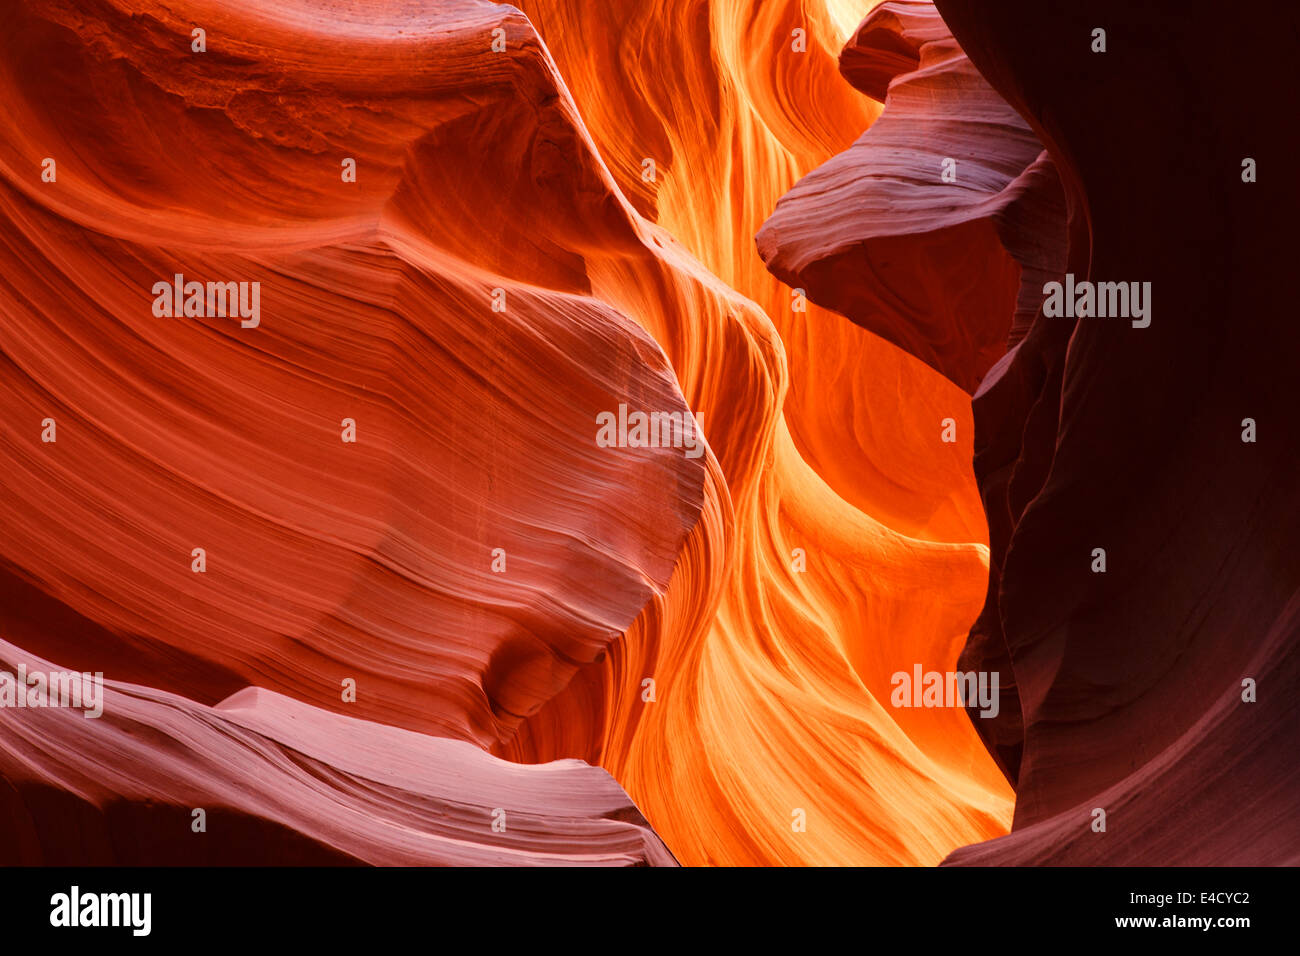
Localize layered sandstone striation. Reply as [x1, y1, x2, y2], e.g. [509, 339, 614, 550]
[0, 0, 1014, 865]
[756, 0, 1298, 865]
[757, 0, 1066, 395]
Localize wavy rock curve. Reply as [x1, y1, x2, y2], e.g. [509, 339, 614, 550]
[0, 0, 1022, 866]
[756, 0, 1066, 394]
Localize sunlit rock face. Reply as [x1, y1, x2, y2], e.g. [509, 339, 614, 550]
[24, 0, 1253, 868]
[498, 0, 1012, 867]
[754, 3, 1068, 796]
[754, 0, 1300, 866]
[0, 0, 1015, 866]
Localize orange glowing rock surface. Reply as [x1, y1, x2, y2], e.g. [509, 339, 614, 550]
[0, 0, 1013, 864]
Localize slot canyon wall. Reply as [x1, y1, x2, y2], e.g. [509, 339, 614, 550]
[0, 0, 1294, 866]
